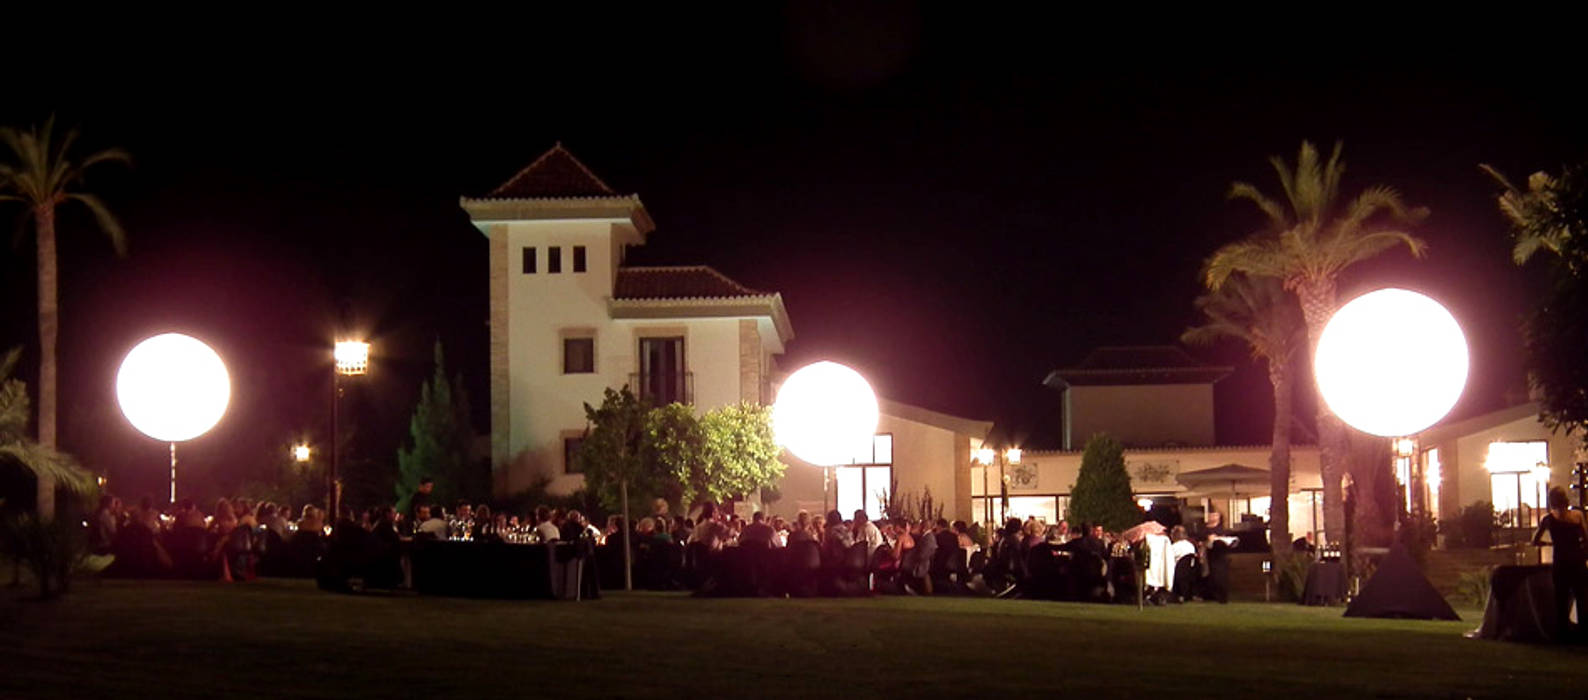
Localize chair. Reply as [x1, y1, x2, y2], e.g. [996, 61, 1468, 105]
[1172, 554, 1197, 602]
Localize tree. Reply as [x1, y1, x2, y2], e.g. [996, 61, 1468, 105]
[395, 342, 474, 513]
[1206, 140, 1428, 544]
[1184, 273, 1305, 562]
[1068, 433, 1138, 532]
[0, 118, 129, 519]
[645, 402, 703, 508]
[577, 387, 653, 590]
[698, 402, 784, 506]
[1482, 163, 1588, 436]
[0, 347, 93, 504]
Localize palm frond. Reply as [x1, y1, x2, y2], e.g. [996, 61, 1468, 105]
[1205, 238, 1293, 289]
[1227, 182, 1288, 228]
[0, 346, 19, 380]
[1324, 229, 1427, 271]
[0, 442, 95, 496]
[66, 193, 128, 256]
[79, 147, 132, 171]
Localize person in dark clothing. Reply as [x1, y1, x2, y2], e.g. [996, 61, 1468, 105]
[740, 512, 775, 548]
[1204, 534, 1232, 604]
[1534, 486, 1588, 641]
[409, 477, 435, 519]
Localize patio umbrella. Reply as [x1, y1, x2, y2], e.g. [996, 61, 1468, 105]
[1176, 464, 1270, 521]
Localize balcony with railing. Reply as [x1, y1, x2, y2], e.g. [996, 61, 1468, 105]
[629, 371, 694, 406]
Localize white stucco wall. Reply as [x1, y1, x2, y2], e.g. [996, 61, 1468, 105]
[1442, 414, 1578, 515]
[772, 411, 976, 523]
[1064, 384, 1217, 449]
[496, 218, 779, 496]
[970, 445, 1323, 537]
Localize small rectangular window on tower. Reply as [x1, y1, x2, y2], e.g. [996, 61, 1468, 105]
[563, 337, 595, 374]
[573, 246, 587, 272]
[521, 247, 536, 274]
[548, 246, 562, 273]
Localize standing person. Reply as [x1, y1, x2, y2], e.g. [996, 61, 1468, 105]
[91, 494, 121, 555]
[852, 510, 882, 557]
[409, 477, 435, 519]
[1534, 486, 1588, 641]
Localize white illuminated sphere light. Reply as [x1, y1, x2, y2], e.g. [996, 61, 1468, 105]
[772, 361, 879, 466]
[1314, 289, 1468, 437]
[116, 333, 231, 442]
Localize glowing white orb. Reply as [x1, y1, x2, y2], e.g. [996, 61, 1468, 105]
[772, 361, 878, 466]
[116, 333, 231, 442]
[1314, 288, 1467, 437]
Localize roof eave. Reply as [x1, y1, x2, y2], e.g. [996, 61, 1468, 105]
[459, 195, 655, 236]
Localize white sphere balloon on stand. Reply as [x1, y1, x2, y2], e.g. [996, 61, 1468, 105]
[1314, 288, 1468, 437]
[116, 333, 231, 502]
[772, 361, 878, 514]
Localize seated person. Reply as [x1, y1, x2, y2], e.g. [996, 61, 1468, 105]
[690, 503, 730, 551]
[414, 505, 448, 540]
[533, 506, 560, 543]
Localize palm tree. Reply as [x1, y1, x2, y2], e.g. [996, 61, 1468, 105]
[0, 118, 129, 518]
[0, 347, 93, 499]
[1183, 273, 1305, 562]
[1205, 140, 1427, 545]
[1480, 163, 1587, 272]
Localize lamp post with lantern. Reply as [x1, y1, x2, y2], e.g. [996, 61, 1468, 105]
[331, 340, 369, 523]
[973, 446, 1022, 526]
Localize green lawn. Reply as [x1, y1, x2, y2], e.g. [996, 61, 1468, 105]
[1, 578, 1580, 698]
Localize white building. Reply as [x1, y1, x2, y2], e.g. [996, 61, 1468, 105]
[463, 144, 990, 517]
[462, 144, 791, 496]
[1418, 401, 1582, 530]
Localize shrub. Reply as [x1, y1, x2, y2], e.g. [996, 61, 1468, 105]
[1069, 434, 1138, 533]
[1454, 566, 1496, 607]
[1442, 501, 1497, 549]
[1277, 555, 1314, 602]
[0, 512, 89, 599]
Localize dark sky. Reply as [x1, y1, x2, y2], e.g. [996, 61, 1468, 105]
[3, 7, 1585, 501]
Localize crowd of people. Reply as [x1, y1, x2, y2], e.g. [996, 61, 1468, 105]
[92, 474, 1247, 606]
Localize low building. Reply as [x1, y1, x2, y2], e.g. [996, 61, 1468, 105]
[1419, 401, 1582, 530]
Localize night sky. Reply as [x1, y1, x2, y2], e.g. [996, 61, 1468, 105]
[3, 8, 1584, 502]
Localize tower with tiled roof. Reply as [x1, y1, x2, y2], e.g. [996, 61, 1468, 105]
[461, 144, 791, 496]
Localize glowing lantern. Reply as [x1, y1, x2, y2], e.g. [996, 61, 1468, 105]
[1313, 289, 1468, 437]
[772, 361, 878, 466]
[117, 333, 231, 443]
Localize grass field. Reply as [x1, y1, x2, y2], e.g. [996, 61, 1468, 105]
[1, 578, 1582, 698]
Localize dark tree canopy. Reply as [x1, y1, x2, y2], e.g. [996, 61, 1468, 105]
[395, 342, 478, 512]
[1486, 163, 1588, 434]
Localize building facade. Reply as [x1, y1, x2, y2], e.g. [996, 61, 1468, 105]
[462, 145, 791, 496]
[464, 145, 990, 516]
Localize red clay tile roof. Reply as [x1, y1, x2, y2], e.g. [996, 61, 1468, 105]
[613, 266, 768, 300]
[487, 143, 617, 198]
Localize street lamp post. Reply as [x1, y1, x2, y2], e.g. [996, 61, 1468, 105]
[974, 446, 1022, 526]
[332, 340, 369, 524]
